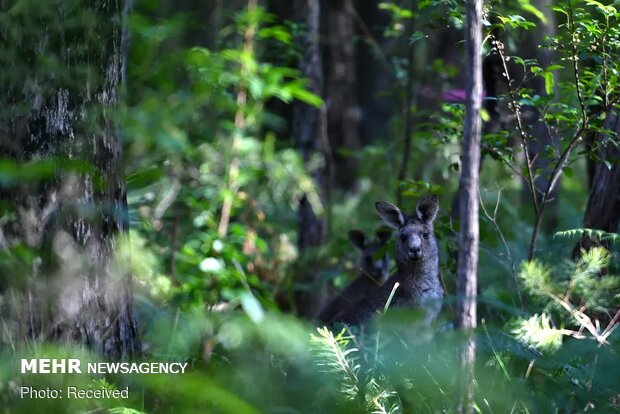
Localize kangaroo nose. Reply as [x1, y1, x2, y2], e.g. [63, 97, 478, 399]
[409, 246, 421, 254]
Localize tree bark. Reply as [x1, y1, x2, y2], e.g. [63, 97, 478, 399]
[0, 0, 140, 359]
[456, 0, 482, 332]
[456, 0, 482, 410]
[573, 110, 620, 258]
[292, 0, 327, 317]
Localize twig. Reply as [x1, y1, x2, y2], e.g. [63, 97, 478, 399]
[493, 36, 539, 216]
[478, 187, 522, 307]
[601, 308, 620, 341]
[481, 143, 528, 181]
[345, 0, 392, 75]
[549, 293, 606, 344]
[567, 0, 588, 132]
[528, 124, 585, 259]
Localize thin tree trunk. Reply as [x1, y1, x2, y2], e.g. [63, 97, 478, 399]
[455, 0, 482, 410]
[0, 0, 140, 358]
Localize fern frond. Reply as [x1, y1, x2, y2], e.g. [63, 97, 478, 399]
[512, 313, 564, 352]
[567, 247, 610, 299]
[554, 228, 620, 243]
[109, 408, 148, 414]
[370, 389, 401, 414]
[310, 327, 360, 400]
[518, 260, 554, 297]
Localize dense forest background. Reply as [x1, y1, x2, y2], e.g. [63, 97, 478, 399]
[1, 0, 619, 412]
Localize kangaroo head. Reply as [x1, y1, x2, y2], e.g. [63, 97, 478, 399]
[375, 195, 438, 268]
[348, 228, 391, 283]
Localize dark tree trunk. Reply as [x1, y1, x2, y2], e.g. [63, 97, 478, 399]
[291, 0, 327, 318]
[325, 0, 361, 188]
[456, 0, 482, 411]
[572, 110, 620, 258]
[355, 1, 394, 147]
[0, 0, 140, 359]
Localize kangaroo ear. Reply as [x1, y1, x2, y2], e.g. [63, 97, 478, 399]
[375, 227, 392, 243]
[375, 201, 405, 229]
[348, 229, 368, 250]
[416, 195, 438, 223]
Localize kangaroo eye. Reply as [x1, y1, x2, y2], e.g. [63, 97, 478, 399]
[422, 233, 429, 239]
[400, 233, 407, 241]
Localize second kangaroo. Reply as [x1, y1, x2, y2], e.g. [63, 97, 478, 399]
[337, 195, 444, 325]
[317, 228, 391, 324]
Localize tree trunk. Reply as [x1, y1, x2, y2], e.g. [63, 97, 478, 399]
[572, 110, 620, 258]
[355, 0, 394, 147]
[292, 0, 327, 317]
[455, 0, 482, 410]
[326, 0, 361, 188]
[0, 0, 140, 359]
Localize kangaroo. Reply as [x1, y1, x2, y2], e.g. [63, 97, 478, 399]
[336, 195, 444, 325]
[317, 228, 392, 324]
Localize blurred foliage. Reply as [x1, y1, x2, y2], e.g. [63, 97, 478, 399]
[123, 3, 323, 314]
[1, 0, 620, 413]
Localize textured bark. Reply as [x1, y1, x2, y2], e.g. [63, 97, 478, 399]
[456, 0, 482, 411]
[0, 0, 140, 359]
[449, 48, 503, 223]
[292, 0, 327, 317]
[573, 110, 620, 258]
[295, 195, 324, 317]
[456, 0, 481, 332]
[293, 0, 324, 165]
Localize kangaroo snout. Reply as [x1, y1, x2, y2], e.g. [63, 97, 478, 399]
[408, 246, 421, 259]
[407, 236, 422, 259]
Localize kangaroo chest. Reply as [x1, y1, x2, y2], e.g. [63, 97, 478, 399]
[391, 271, 443, 306]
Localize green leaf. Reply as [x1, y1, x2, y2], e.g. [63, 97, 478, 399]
[552, 6, 568, 17]
[480, 108, 491, 122]
[409, 30, 426, 45]
[519, 0, 547, 24]
[585, 0, 616, 15]
[547, 64, 564, 71]
[293, 88, 323, 107]
[544, 72, 554, 95]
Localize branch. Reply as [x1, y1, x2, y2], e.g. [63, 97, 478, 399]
[549, 293, 606, 345]
[218, 0, 258, 237]
[493, 37, 539, 215]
